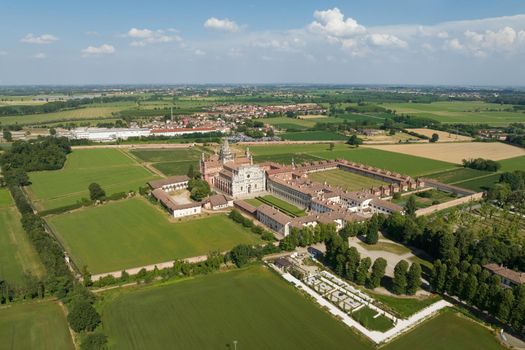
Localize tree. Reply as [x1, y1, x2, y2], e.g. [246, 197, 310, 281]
[230, 244, 253, 267]
[88, 183, 106, 201]
[406, 263, 422, 295]
[430, 133, 439, 143]
[344, 247, 360, 281]
[329, 142, 335, 151]
[365, 225, 379, 245]
[81, 332, 108, 350]
[2, 129, 12, 142]
[404, 196, 417, 217]
[67, 300, 101, 332]
[346, 135, 363, 147]
[392, 260, 409, 295]
[367, 258, 387, 289]
[187, 164, 195, 179]
[355, 257, 372, 285]
[49, 128, 57, 136]
[462, 274, 478, 302]
[497, 288, 515, 323]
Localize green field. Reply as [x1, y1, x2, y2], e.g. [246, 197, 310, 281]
[0, 189, 45, 285]
[245, 143, 456, 177]
[281, 131, 348, 141]
[47, 198, 261, 274]
[101, 266, 503, 350]
[0, 301, 74, 350]
[248, 195, 306, 217]
[0, 102, 134, 125]
[383, 101, 525, 126]
[453, 174, 502, 192]
[426, 167, 492, 184]
[309, 169, 387, 191]
[351, 306, 393, 332]
[28, 148, 159, 211]
[393, 190, 456, 209]
[130, 147, 202, 176]
[500, 155, 525, 172]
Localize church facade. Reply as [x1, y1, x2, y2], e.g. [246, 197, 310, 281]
[200, 140, 266, 198]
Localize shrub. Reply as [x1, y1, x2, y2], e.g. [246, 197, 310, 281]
[67, 301, 101, 332]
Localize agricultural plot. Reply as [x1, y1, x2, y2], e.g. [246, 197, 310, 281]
[0, 189, 45, 285]
[47, 197, 261, 274]
[102, 266, 372, 350]
[407, 128, 472, 142]
[453, 174, 502, 192]
[500, 155, 525, 172]
[366, 142, 525, 164]
[425, 168, 491, 184]
[130, 147, 203, 176]
[308, 169, 387, 192]
[0, 102, 134, 126]
[264, 117, 315, 130]
[0, 301, 74, 350]
[383, 101, 525, 126]
[101, 265, 503, 350]
[28, 148, 159, 211]
[280, 131, 348, 141]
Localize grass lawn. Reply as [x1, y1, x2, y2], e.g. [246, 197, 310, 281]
[281, 131, 348, 141]
[252, 195, 306, 217]
[426, 167, 490, 184]
[151, 160, 196, 176]
[385, 309, 504, 350]
[308, 169, 387, 192]
[264, 117, 315, 130]
[245, 144, 456, 177]
[383, 101, 525, 126]
[357, 241, 410, 255]
[0, 189, 45, 285]
[500, 155, 525, 172]
[47, 197, 262, 274]
[351, 306, 393, 332]
[101, 265, 372, 350]
[453, 174, 501, 192]
[129, 148, 202, 163]
[393, 190, 456, 209]
[0, 301, 74, 350]
[368, 292, 441, 319]
[28, 148, 159, 211]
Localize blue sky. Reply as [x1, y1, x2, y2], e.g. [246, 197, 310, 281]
[1, 0, 525, 85]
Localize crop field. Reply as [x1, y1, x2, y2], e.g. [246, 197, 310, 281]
[101, 266, 503, 350]
[0, 189, 45, 285]
[47, 198, 261, 274]
[407, 128, 473, 142]
[366, 142, 525, 164]
[28, 148, 159, 211]
[308, 169, 387, 191]
[425, 167, 491, 184]
[280, 131, 348, 141]
[245, 143, 456, 177]
[265, 116, 343, 130]
[0, 102, 134, 125]
[130, 147, 204, 176]
[101, 266, 372, 350]
[453, 174, 502, 192]
[362, 131, 418, 144]
[500, 155, 525, 172]
[0, 301, 74, 350]
[383, 101, 525, 125]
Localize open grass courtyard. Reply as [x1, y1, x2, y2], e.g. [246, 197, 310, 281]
[100, 265, 504, 350]
[47, 197, 261, 274]
[0, 301, 74, 350]
[308, 169, 388, 192]
[28, 148, 159, 211]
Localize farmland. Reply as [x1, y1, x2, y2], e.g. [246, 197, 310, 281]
[101, 265, 504, 350]
[28, 148, 159, 211]
[0, 189, 45, 285]
[383, 101, 525, 126]
[47, 197, 261, 274]
[244, 143, 457, 177]
[308, 169, 387, 192]
[280, 131, 348, 141]
[425, 168, 491, 184]
[407, 128, 473, 142]
[0, 301, 74, 350]
[366, 142, 525, 164]
[130, 147, 202, 176]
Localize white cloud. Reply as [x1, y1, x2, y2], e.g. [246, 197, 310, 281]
[446, 38, 464, 51]
[309, 8, 365, 37]
[21, 33, 58, 44]
[0, 51, 7, 56]
[127, 28, 182, 46]
[81, 44, 116, 56]
[34, 52, 47, 59]
[194, 49, 206, 56]
[204, 17, 239, 32]
[369, 33, 408, 48]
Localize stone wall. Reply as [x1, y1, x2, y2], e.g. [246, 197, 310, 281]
[415, 192, 484, 217]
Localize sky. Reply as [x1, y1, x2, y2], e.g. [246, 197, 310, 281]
[1, 0, 525, 85]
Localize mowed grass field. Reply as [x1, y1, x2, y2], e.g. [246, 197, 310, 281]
[383, 101, 525, 126]
[280, 131, 348, 141]
[0, 189, 45, 285]
[308, 169, 387, 191]
[129, 147, 202, 176]
[47, 198, 261, 274]
[0, 301, 74, 350]
[246, 195, 306, 217]
[244, 143, 457, 177]
[28, 148, 159, 211]
[101, 266, 504, 350]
